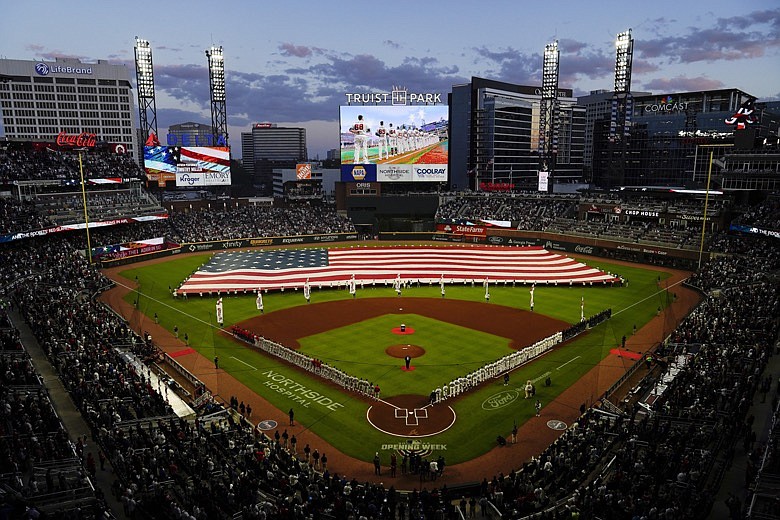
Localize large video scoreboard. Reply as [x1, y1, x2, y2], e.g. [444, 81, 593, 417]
[339, 104, 448, 183]
[144, 145, 231, 187]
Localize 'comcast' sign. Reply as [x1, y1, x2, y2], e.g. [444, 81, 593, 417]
[643, 95, 689, 113]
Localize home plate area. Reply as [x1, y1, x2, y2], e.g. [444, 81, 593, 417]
[395, 406, 428, 426]
[367, 395, 456, 437]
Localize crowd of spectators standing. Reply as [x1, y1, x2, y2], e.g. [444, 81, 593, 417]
[436, 193, 578, 230]
[732, 192, 779, 231]
[0, 147, 143, 182]
[165, 204, 355, 243]
[478, 237, 778, 519]
[0, 305, 112, 518]
[1, 189, 779, 518]
[0, 198, 53, 236]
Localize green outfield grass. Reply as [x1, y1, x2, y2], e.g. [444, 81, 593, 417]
[118, 248, 676, 464]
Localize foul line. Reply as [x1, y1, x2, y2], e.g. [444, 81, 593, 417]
[612, 278, 686, 317]
[531, 371, 551, 384]
[375, 397, 401, 411]
[556, 356, 581, 370]
[229, 356, 257, 370]
[111, 280, 223, 331]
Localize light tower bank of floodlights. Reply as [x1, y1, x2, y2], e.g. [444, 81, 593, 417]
[607, 29, 634, 187]
[538, 40, 559, 193]
[134, 37, 158, 142]
[206, 46, 228, 146]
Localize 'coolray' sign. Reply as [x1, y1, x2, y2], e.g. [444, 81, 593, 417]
[413, 165, 447, 182]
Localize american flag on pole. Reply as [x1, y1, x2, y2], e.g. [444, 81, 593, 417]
[178, 246, 619, 294]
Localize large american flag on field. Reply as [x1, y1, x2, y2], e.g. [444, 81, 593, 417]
[177, 246, 618, 294]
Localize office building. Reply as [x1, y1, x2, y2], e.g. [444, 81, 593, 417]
[590, 88, 777, 187]
[167, 121, 218, 146]
[449, 77, 585, 191]
[577, 89, 651, 181]
[0, 57, 138, 160]
[241, 123, 307, 196]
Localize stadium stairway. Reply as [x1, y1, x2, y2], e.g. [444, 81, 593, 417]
[8, 308, 126, 518]
[708, 339, 780, 519]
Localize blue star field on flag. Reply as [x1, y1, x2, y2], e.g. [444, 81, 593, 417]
[203, 249, 329, 272]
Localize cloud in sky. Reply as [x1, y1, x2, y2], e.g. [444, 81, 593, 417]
[11, 5, 779, 157]
[638, 8, 780, 63]
[278, 43, 315, 58]
[641, 75, 726, 92]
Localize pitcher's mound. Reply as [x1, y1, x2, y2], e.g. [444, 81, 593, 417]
[386, 344, 426, 358]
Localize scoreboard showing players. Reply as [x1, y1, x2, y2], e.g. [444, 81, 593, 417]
[339, 105, 449, 183]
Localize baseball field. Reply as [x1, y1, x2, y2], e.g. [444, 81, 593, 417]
[107, 244, 682, 472]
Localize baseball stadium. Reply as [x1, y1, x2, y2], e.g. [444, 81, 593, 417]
[1, 25, 779, 520]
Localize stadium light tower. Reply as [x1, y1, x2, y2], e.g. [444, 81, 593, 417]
[134, 37, 158, 143]
[206, 45, 228, 146]
[607, 29, 634, 187]
[538, 40, 559, 193]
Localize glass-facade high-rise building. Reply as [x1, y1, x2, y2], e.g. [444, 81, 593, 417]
[241, 123, 307, 196]
[589, 88, 775, 188]
[449, 77, 585, 191]
[577, 89, 651, 182]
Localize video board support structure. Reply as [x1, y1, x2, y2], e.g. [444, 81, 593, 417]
[206, 46, 228, 146]
[538, 40, 559, 193]
[134, 37, 158, 144]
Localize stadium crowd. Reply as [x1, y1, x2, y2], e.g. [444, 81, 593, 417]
[0, 189, 778, 519]
[732, 192, 780, 231]
[165, 204, 355, 243]
[3, 224, 780, 519]
[0, 147, 143, 182]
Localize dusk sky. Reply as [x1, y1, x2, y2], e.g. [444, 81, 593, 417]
[2, 0, 779, 158]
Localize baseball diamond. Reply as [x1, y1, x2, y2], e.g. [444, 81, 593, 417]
[100, 244, 702, 480]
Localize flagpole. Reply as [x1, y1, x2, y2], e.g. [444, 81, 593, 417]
[697, 151, 713, 270]
[78, 151, 93, 264]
